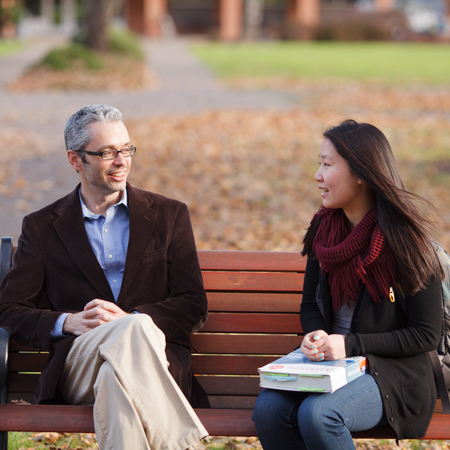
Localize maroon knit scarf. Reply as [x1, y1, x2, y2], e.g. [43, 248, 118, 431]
[312, 207, 396, 311]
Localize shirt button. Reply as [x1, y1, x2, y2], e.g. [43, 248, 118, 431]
[113, 279, 117, 283]
[104, 229, 108, 233]
[108, 254, 113, 259]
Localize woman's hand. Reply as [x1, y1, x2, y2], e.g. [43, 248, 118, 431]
[301, 330, 346, 361]
[301, 330, 328, 361]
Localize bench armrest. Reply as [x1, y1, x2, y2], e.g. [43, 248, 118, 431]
[0, 327, 10, 403]
[0, 237, 13, 284]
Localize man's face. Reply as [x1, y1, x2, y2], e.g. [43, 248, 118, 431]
[79, 121, 132, 198]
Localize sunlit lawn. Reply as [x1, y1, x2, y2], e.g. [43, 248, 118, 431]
[0, 39, 23, 57]
[191, 42, 450, 84]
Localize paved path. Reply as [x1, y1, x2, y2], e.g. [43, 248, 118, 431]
[0, 37, 294, 241]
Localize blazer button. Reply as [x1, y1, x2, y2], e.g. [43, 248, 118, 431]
[390, 417, 395, 422]
[374, 372, 379, 376]
[385, 394, 389, 399]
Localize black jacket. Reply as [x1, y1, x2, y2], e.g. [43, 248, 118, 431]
[300, 257, 442, 440]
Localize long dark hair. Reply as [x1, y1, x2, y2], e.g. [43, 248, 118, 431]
[302, 119, 441, 296]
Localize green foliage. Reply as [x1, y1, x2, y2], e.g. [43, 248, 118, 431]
[191, 42, 450, 84]
[38, 27, 144, 72]
[39, 43, 103, 71]
[0, 4, 22, 25]
[107, 28, 144, 61]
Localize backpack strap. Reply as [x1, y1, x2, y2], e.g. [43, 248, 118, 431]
[428, 350, 450, 414]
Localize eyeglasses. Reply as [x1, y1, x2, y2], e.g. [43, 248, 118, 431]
[74, 146, 137, 160]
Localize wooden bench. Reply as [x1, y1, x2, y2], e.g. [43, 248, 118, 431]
[0, 236, 449, 449]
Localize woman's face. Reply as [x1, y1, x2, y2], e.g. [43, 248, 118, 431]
[315, 138, 374, 226]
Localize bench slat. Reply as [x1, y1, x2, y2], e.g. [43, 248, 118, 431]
[196, 376, 261, 395]
[201, 313, 301, 334]
[203, 272, 304, 292]
[8, 352, 49, 372]
[0, 404, 449, 439]
[198, 251, 306, 272]
[209, 396, 257, 410]
[191, 334, 302, 354]
[8, 373, 40, 393]
[207, 292, 302, 313]
[191, 355, 275, 375]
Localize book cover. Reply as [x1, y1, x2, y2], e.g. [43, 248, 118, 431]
[258, 348, 367, 393]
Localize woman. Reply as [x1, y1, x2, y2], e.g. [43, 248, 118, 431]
[253, 119, 443, 450]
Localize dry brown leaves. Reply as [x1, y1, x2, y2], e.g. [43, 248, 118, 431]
[7, 56, 158, 92]
[229, 77, 450, 113]
[127, 100, 450, 251]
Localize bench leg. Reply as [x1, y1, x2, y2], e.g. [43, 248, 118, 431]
[0, 432, 7, 450]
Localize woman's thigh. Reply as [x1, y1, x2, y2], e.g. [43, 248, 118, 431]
[298, 373, 387, 450]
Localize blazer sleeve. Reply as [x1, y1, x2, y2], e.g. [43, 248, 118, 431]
[300, 256, 328, 335]
[0, 215, 64, 351]
[345, 277, 442, 358]
[131, 203, 208, 340]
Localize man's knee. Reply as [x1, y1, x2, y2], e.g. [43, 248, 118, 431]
[110, 314, 164, 342]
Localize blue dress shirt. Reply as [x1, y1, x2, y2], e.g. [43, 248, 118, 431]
[51, 189, 130, 339]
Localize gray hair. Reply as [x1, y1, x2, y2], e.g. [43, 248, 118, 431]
[64, 104, 123, 152]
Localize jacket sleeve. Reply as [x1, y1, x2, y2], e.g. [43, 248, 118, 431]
[131, 203, 208, 340]
[300, 256, 327, 335]
[345, 278, 442, 358]
[0, 215, 63, 351]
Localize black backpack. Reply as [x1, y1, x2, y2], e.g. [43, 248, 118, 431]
[430, 243, 450, 414]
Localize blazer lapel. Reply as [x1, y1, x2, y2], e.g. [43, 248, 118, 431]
[53, 184, 114, 302]
[117, 184, 156, 305]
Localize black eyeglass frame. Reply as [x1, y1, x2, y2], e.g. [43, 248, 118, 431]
[73, 146, 137, 160]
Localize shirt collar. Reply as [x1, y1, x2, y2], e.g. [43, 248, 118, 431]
[79, 188, 129, 219]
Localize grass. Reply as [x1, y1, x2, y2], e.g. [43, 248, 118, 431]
[0, 39, 23, 57]
[191, 42, 450, 84]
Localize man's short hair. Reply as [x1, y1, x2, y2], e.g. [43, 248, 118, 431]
[64, 104, 123, 152]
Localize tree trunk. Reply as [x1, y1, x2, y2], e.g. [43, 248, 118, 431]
[83, 0, 114, 52]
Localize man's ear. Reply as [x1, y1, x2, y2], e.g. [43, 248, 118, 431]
[67, 150, 83, 173]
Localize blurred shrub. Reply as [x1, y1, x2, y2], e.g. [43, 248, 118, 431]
[316, 21, 390, 41]
[281, 22, 316, 40]
[38, 28, 144, 71]
[282, 10, 409, 41]
[40, 43, 103, 71]
[107, 28, 144, 61]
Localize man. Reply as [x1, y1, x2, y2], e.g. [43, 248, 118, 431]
[0, 104, 209, 450]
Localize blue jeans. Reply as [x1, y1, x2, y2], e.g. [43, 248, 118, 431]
[253, 374, 387, 450]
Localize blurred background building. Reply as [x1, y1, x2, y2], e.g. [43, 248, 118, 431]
[1, 0, 449, 41]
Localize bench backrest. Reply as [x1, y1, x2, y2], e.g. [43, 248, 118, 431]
[0, 238, 306, 408]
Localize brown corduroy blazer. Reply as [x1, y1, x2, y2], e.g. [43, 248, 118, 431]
[0, 183, 209, 406]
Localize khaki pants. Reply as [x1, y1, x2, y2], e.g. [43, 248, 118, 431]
[58, 314, 208, 450]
